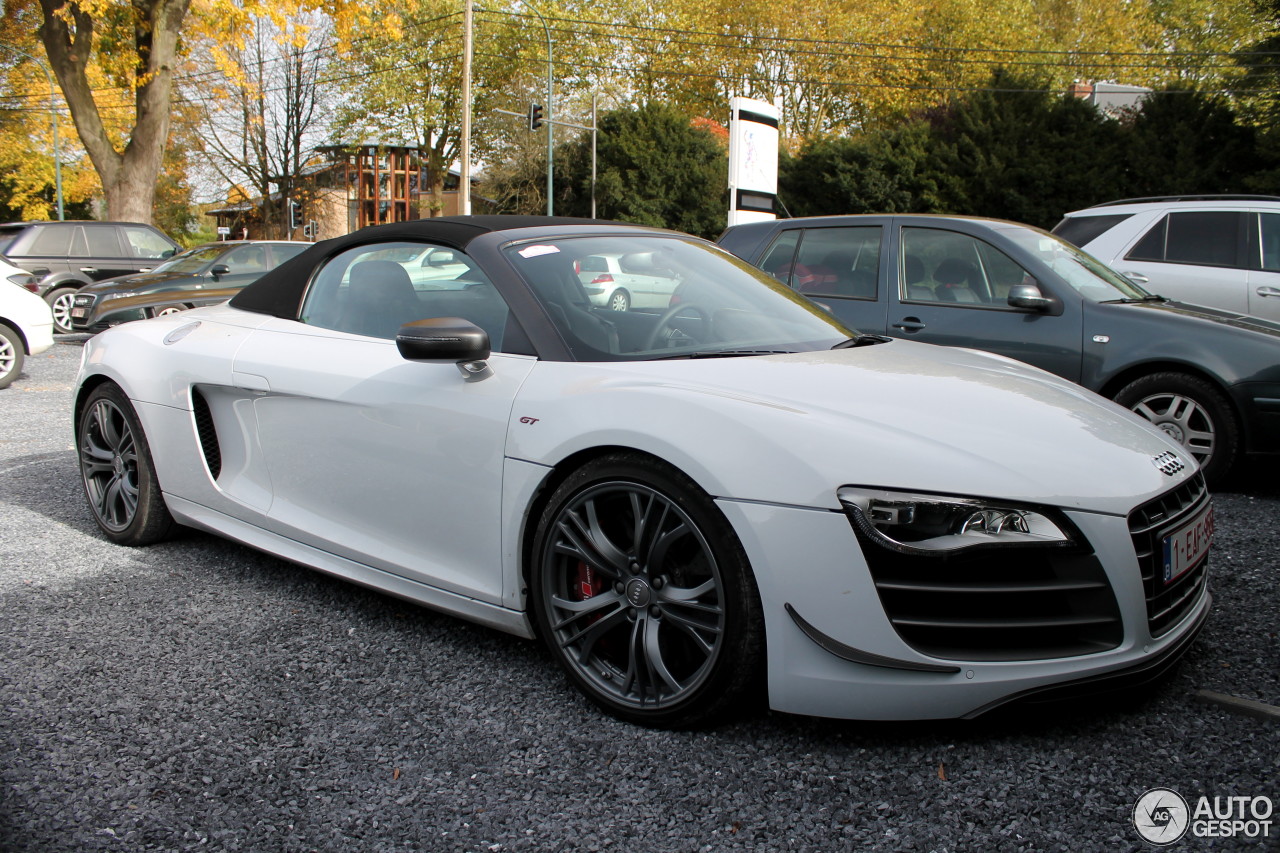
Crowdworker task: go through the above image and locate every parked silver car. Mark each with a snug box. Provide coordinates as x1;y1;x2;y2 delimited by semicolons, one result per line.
1054;196;1280;321
575;252;682;311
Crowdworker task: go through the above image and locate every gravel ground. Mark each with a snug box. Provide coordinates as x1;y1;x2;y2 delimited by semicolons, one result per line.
1;339;1277;852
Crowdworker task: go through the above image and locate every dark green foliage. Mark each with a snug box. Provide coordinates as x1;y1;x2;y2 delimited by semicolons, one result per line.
780;69;1274;230
554;103;728;239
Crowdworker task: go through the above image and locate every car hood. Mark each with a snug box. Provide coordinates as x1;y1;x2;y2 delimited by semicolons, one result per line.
517;340;1194;515
1097;297;1280;337
80;271;196;294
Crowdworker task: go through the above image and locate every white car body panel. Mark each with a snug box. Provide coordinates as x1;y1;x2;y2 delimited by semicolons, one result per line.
75;302;1209;721
0;275;55;356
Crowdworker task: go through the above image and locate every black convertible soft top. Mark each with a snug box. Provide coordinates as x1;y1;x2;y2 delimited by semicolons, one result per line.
230;215;622;320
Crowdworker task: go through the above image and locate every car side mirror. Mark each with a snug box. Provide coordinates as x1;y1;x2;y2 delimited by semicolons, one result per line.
1007;283;1053;312
396;317;491;378
210;264;230;279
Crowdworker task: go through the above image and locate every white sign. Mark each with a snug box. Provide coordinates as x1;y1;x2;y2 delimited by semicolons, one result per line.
727;97;780;227
216;226;230;235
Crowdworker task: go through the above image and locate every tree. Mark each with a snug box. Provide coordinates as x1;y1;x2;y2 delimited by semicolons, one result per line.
553;103;727;239
1122;88;1259;196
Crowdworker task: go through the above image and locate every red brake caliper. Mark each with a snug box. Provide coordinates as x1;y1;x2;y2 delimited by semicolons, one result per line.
573;561;607;624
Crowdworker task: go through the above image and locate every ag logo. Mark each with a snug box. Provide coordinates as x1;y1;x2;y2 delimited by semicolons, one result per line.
1133;788;1190;845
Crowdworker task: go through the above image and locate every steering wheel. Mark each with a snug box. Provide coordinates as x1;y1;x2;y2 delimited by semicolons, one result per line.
643;303;711;350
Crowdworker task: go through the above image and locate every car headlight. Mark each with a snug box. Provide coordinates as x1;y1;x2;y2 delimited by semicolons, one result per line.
837;487;1075;556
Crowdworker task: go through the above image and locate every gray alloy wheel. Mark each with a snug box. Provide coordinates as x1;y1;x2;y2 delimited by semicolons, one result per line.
531;454;763;727
1113;371;1238;486
154;305;189;317
608;289;630;312
0;324;23;389
77;383;176;545
47;288;78;334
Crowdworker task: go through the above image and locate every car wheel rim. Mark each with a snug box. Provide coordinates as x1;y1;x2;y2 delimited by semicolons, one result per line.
79;399;140;531
1130;392;1214;466
610;292;628;311
0;336;14;376
541;481;726;711
156;307;184;316
52;292;76;332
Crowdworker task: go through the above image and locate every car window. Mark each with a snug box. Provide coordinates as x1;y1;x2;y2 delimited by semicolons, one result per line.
577;255;610;273
758;230;801;285
791;227;880;300
269;243;309;266
503;234;853;361
221;244;270;274
1254;213;1280;272
1126;212;1243;268
999;227;1149;300
122;226;175;259
300;241;521;352
27;226;72;256
899;228;1027;307
77;225;123;257
1050;213;1133;247
157;245;225;274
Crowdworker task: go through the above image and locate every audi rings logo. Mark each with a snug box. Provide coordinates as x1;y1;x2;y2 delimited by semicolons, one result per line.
1134;788;1190;845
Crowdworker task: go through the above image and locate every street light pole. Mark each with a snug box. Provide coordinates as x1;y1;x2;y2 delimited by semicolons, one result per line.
1;45;64;220
460;0;473;215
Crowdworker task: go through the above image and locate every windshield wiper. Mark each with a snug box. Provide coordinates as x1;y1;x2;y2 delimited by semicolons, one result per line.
1101;294;1166;304
831;334;891;349
654;349;797;360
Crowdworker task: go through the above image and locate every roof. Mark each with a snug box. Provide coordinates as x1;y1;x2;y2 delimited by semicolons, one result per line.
230;215;629;319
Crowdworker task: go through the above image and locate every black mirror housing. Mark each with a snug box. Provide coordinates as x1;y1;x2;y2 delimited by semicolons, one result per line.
1007;283;1054;312
396;317;491;363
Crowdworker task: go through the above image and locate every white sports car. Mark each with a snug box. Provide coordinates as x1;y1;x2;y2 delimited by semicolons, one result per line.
73;217;1212;727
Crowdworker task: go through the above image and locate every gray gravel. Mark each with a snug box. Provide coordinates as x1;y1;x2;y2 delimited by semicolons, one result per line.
1;339;1277;852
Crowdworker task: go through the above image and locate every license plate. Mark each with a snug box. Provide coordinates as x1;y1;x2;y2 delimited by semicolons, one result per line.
1162;504;1213;585
71;307;86;318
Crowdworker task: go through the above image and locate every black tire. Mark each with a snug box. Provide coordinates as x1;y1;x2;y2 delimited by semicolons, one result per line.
1112;372;1239;486
0;324;24;390
530;452;764;728
607;289;630;312
77;383;176;545
45;287;78;334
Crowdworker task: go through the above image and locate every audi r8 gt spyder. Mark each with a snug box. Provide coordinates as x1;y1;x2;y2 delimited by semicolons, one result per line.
73;216;1212;728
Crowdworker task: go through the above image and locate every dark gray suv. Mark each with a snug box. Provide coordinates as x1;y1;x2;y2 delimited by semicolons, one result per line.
0;221;179;333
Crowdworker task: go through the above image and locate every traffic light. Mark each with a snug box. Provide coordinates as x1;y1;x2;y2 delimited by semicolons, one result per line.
528;103;544;131
288;199;302;231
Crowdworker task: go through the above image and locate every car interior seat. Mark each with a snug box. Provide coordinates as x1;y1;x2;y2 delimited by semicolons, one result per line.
904;255;933;301
931;258;980;303
341;260;423;339
521;253;618;354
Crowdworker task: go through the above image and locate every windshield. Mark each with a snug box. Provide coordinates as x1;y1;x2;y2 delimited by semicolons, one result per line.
153;244;228;274
503;235;857;361
998;227;1151;301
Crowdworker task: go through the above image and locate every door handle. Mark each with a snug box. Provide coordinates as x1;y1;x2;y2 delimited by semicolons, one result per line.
1122;271;1149;284
892;318;926;332
80;267;99;275
1257;286;1280;298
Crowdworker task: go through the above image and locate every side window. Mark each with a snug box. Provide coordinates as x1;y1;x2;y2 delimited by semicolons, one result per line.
220;245;269;274
1128;212;1243;267
1253;213;1280;272
81;225;123;257
791;227;880;299
122;226;174;259
300;241;522;352
757;230;800;285
900;228;1030;308
27;226;72;256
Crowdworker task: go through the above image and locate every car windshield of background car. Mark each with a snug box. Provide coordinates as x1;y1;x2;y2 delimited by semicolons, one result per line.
1001;228;1150;301
503;235;856;361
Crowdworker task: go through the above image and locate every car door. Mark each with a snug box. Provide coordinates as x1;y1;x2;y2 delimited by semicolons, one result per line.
1247;212;1280;321
1112;210;1252;314
230;241;537;604
888;223;1084;382
75;224;140;281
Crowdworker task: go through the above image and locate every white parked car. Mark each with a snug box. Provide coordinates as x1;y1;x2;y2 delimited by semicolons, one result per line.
72;217;1212;727
1054;195;1280;321
575;252;682;311
0;257;55;389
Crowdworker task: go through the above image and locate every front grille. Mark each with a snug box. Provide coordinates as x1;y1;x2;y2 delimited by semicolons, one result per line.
190;387;222;480
850;518;1122;662
1128;474;1210;637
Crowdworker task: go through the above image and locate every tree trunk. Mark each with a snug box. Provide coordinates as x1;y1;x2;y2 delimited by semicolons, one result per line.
38;0;192;225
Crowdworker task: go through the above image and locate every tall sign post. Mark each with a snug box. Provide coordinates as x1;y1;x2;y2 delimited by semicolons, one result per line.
727;97;780;227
